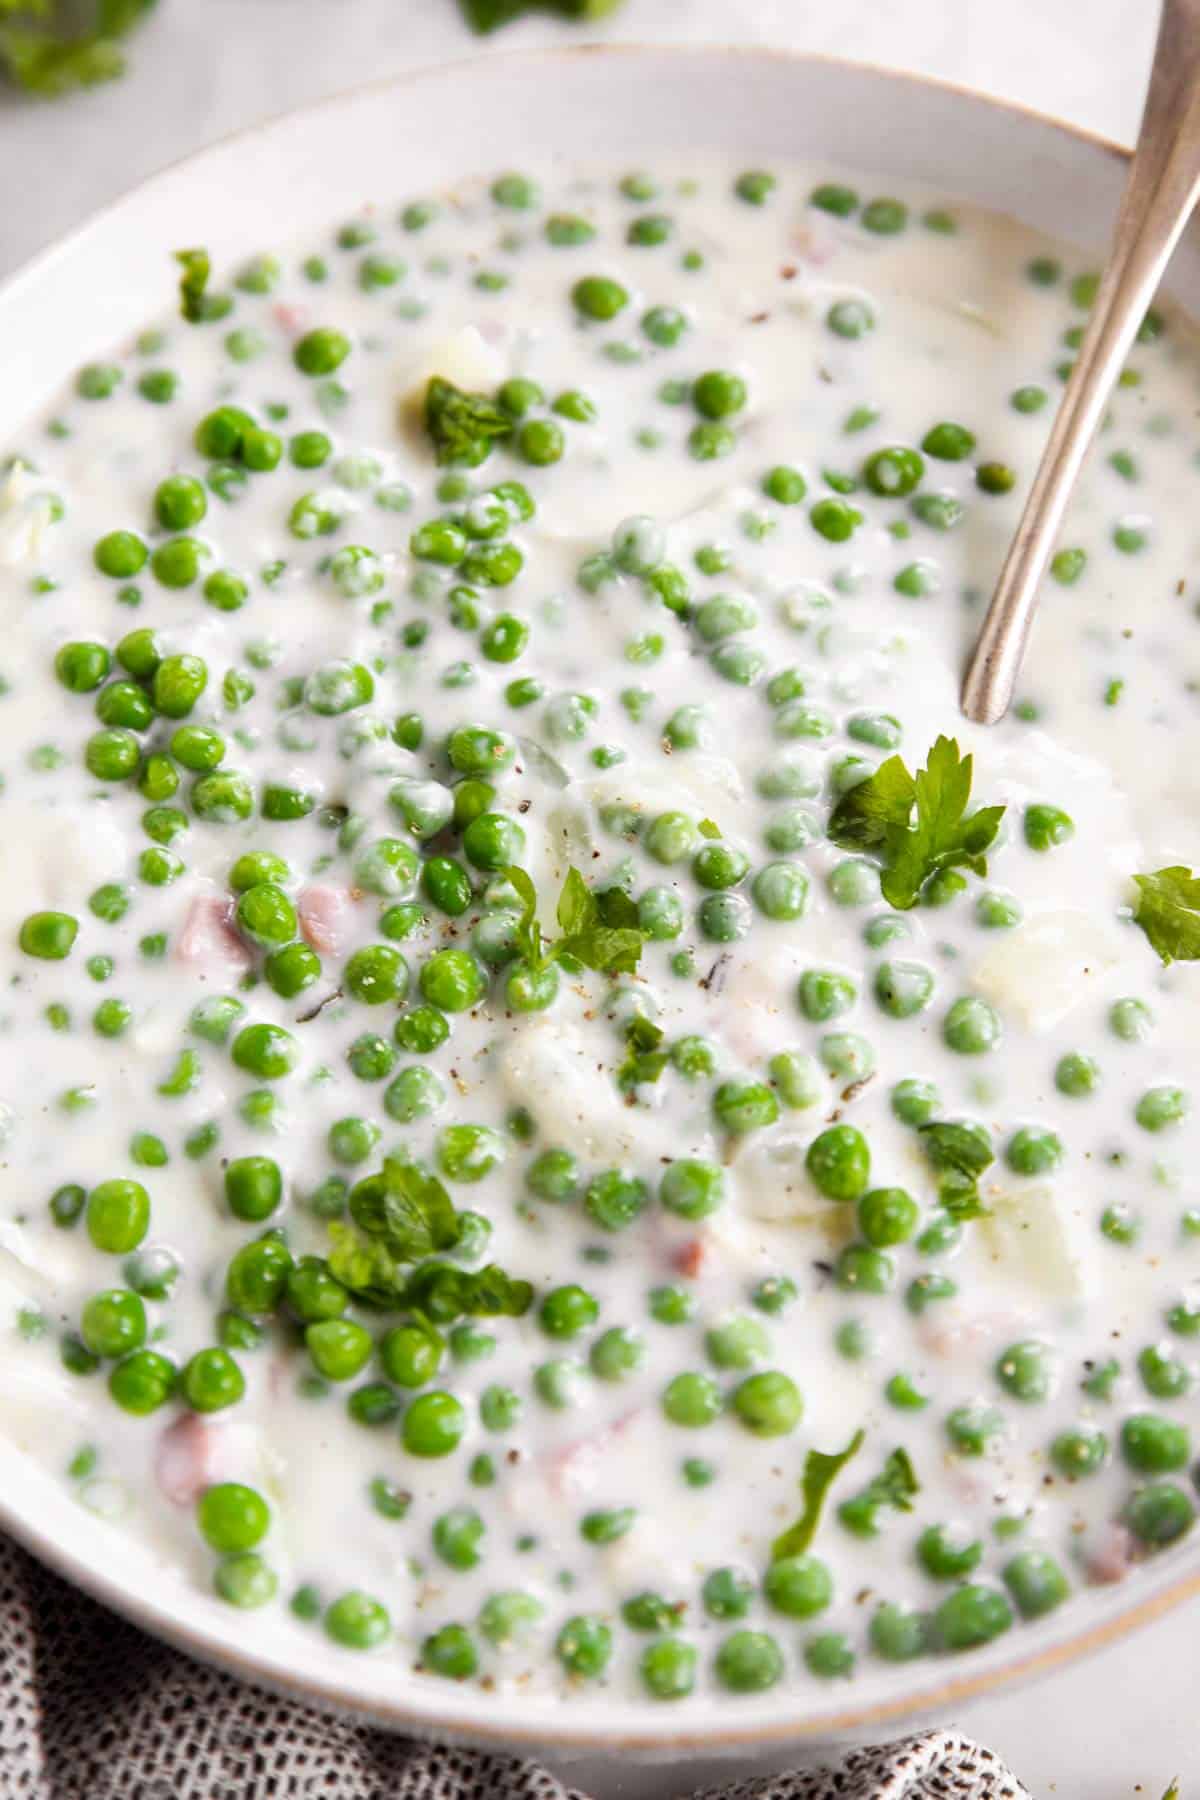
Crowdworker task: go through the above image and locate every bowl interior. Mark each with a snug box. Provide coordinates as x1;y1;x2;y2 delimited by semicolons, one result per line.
4;43;1199;1755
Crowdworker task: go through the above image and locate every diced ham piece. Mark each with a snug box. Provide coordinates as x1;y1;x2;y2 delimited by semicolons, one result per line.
298;884;353;956
671;1237;708;1280
917;1310;1024;1359
548;1409;640;1500
1086;1524;1135;1585
791;212;838;267
272;302;308;336
177;895;253;972
155;1412;216;1506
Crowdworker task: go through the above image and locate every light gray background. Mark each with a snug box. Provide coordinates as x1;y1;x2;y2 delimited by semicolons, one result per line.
2;4;1190;1796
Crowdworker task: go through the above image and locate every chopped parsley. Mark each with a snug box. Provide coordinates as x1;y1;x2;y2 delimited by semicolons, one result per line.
1131;865;1200;964
827;734;1004;909
771;1430;864;1561
424;376;512;468
506;864;646;978
0;0;155;98
836;1448;920;1537
918;1119;994;1220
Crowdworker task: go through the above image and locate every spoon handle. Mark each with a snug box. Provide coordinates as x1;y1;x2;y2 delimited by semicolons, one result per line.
960;0;1200;725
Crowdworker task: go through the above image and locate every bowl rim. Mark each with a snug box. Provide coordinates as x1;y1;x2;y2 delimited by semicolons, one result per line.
3;39;1193;1756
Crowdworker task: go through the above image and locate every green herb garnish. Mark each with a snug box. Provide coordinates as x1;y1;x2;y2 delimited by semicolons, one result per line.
836;1448;920;1537
918;1120;994;1220
827;735;1004;909
326;1155;532;1320
424;376;512;468
616;1015;668;1091
173;248;231;325
506;864;646;978
771;1430;864;1561
460;0;624;33
0;0;155;98
1132;866;1200;965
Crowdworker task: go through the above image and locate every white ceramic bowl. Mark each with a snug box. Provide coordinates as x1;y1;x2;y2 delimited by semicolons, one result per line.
4;44;1200;1759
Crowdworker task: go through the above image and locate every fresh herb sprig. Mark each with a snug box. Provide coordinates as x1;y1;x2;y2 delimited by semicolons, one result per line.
505;864;647;978
828;735;1004;910
1131;866;1200;965
771;1430;864;1561
326;1154;532;1320
460;0;624;33
0;0;155;96
424;376;513;468
836;1448;920;1537
919;1120;994;1221
174;248;233;325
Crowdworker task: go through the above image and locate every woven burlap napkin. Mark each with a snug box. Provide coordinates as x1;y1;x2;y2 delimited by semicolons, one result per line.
0;1536;1031;1799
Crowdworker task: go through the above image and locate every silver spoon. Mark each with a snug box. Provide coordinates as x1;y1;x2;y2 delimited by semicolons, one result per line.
960;0;1200;724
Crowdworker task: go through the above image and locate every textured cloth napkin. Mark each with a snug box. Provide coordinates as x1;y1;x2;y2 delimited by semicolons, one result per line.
0;1535;1032;1799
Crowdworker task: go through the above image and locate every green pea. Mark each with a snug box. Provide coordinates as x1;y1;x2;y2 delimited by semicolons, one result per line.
432;1505;485;1569
995;1339;1056;1403
294;327;351;375
661;1372;722;1428
798;968;856;1022
731;1370;802;1436
572;276;628;320
1004;1125;1065;1176
945;1402;1005;1457
858;1187;918;1247
109;1349;176;1414
1121;1412;1191;1473
806;1125;870;1201
197;1482;270;1552
933;1584;1012;1650
874;960;935;1019
325;1590;392;1650
402;1390;467;1457
712;1079;778;1135
539;1284;599;1339
232;1023;298;1080
79;1288;146;1359
1002;1550;1070;1619
1056;1052;1100;1097
589;1326;645;1382
1135;1086;1189;1132
555;1614;612;1678
18;911;78;960
1049;1426;1109;1480
1123;1481;1195;1546
713;1629;783;1693
943;995;1001;1054
181;1346;245;1412
224;1156;282;1223
524;1149;579;1205
1024;803;1075;850
584;1169;647;1233
86;1179;150;1254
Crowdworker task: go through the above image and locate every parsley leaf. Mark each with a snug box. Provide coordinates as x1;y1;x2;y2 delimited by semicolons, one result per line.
405;1260;534;1320
771;1430;864;1561
0;0;153;98
1132;866;1200;965
836;1448;920;1537
919;1119;994;1221
328;1156;533;1319
503;864;647;978
616;1015;668;1091
828;735;1004;909
424;376;512;468
460;0;624;32
348;1155;463;1264
174;248;231;324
